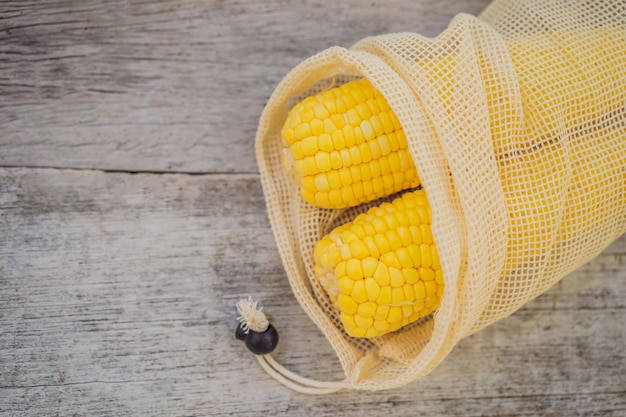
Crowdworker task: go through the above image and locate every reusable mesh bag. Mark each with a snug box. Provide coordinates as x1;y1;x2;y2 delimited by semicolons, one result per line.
254;0;626;391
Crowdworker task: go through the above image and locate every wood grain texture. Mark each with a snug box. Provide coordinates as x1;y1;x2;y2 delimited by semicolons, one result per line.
1;168;625;416
0;0;490;173
1;0;625;416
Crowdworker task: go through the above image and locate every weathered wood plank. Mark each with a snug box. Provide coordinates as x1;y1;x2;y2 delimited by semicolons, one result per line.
1;168;624;416
0;0;491;173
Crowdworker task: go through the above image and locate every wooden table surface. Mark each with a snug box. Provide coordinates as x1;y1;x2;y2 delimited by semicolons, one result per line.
1;1;625;416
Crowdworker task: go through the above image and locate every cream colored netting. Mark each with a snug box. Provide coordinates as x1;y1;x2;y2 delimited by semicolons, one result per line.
255;0;626;391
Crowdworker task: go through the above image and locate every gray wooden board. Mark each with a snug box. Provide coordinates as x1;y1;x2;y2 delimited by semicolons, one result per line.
0;168;625;415
1;0;625;416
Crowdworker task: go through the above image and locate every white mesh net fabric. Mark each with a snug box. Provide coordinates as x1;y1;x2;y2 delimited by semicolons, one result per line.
255;0;626;390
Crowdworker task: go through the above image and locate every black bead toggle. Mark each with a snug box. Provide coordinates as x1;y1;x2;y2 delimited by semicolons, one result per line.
236;322;279;355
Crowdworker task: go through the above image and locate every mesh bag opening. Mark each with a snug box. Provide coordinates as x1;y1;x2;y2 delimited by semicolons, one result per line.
255;0;626;390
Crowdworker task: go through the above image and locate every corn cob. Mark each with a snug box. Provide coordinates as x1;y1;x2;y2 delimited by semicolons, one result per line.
281;78;420;209
314;189;443;338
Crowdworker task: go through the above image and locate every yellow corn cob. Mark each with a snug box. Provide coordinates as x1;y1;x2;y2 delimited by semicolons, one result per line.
314;189;443;338
281;78;420;209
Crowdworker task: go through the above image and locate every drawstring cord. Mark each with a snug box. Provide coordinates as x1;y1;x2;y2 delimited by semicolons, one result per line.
236;297;351;394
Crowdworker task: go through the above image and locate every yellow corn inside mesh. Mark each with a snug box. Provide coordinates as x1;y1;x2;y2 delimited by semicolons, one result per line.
314;189;443;338
281;78;420;209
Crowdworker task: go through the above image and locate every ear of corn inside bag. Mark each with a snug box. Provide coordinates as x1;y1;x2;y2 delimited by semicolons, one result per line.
281;78;420;209
255;0;626;389
314;189;443;338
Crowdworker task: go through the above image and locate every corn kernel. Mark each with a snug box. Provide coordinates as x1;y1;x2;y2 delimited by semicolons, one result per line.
313;103;330;119
359;142;373;163
331;130;346;150
359;236;378;260
309;118;324;136
323;118;337;134
327;171;341;190
397;226;413;247
301;175;316;192
385;229;403;251
396;247;413;268
373;319;390;332
387;307;403;323
349;86;366;103
349;240;369;260
339;168;352;186
379;111;394;134
301;108;315;122
351;280;367;303
382;174;395;191
379;135;391;156
389;267;404;288
414;281;426;301
330;113;345;130
349;165;361;183
381;251;402;270
337;277;354;294
398;150;412;171
294;123;312;140
410;225;423;244
362;257;378;277
338;294;358;314
403;268;420;284
388;132;400;152
322;97;336;114
314;192;329;207
349;146;362;165
334;261;346;279
340;92;356;110
435;269;444;285
301;156;317;175
403;284;415;302
340;313;357;333
301;136;319;156
365;277;380;301
390;111;402;130
316;133;332;152
420;224;434;244
419;267;435;281
356;102;372;120
420;244;433;268
369;159;381;178
425;280;437;298
315;152;332;172
353;127;365;144
353;182;365;200
360;120;375;141
374;304;390;320
354;314;373;329
330;151;343;170
360;163;372;182
340;187;354;204
342;125;356;147
379;156;391;175
346;108;361;126
388;152;400;171
369;140;382;159
358;301;377;317
314;173;330;192
373;262;390;287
